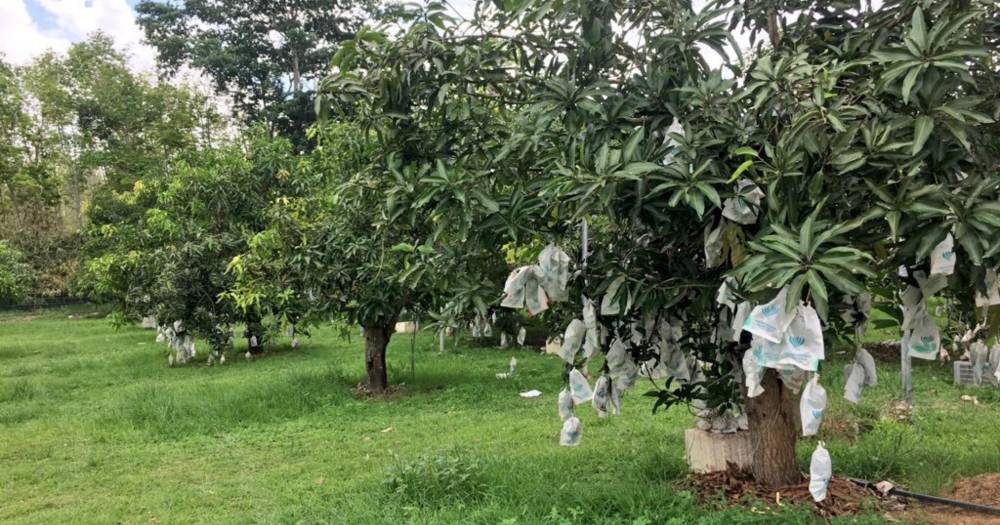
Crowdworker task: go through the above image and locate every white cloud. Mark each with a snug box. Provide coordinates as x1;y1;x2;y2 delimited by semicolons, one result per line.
0;0;70;64
0;0;155;72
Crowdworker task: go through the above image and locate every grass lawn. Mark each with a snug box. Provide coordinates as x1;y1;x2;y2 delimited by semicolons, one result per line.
1;306;998;524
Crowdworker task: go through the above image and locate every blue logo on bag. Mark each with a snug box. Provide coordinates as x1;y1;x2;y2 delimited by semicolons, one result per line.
789;336;806;348
942;251;953;260
762;305;779;317
812;409;824;419
921;336;934;344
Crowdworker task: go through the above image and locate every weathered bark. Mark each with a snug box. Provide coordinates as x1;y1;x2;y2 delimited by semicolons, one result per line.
363;322;393;393
746;368;801;488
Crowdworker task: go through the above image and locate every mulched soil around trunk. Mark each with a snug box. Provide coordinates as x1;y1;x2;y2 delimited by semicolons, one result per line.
683;462;905;519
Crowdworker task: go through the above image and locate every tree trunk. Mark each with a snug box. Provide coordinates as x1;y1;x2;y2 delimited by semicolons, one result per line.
767;9;780;48
746;368;801;488
363;322;393;393
291;51;301;94
246;314;264;355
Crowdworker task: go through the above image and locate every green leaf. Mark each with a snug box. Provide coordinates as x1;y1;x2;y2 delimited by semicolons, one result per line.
618;162;664;177
813;264;863;295
901;65;921;104
872;49;917;62
957;231;983;265
786;273;806;313
912;115;935;155
728;159;754;183
470;189;499;213
909;7;927;52
623;128;643;160
805;269;828;304
696;182;721;209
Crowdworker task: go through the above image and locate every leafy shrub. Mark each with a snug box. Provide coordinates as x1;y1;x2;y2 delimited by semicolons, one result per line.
383;450;488;507
0;240;35;304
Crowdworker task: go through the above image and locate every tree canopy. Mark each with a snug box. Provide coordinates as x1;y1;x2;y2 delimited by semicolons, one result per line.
136;0;369;148
313;0;1000;486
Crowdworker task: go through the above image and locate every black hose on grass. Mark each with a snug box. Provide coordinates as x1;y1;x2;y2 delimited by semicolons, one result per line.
848;478;1000;515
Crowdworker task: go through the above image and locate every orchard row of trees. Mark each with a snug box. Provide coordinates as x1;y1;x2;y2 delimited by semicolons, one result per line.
0;35;224;303
15;0;999;488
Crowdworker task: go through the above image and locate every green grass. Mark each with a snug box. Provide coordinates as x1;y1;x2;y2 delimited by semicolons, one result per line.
1;306;997;524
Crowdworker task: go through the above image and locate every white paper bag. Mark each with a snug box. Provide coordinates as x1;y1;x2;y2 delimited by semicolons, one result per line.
501;266;532;309
558;388;574;421
592;375;610;418
749;304;824;372
779;367;808;394
905;311;939;361
559;319;586;364
731;302;751;342
809;442;832;502
800;375;827;437
717;278;738;310
975;269;1000;307
582;297;600;359
609;383;621;416
743;350;765;398
970;341;989;385
538;245;570;302
843;363;865;404
559;417;582;446
606;337;638;389
524;270;549;315
704;221;724;268
601;276;627;316
930;233;956;276
743;287;794;344
568;368;594;405
990;343;1000;385
856;347;877;386
721;179;765;225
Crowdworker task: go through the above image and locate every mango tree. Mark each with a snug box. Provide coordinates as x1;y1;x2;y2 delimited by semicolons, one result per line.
392;0;1000;488
81;131;302;360
278;4;528;391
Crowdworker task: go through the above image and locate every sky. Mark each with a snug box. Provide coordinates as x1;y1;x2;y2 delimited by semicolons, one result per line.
0;0;741;75
0;0;889;74
0;0;156;71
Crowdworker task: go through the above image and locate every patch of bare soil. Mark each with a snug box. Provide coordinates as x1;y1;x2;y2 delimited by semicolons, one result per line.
684;463;902;519
863;341;902;363
353;383;407;400
917;473;1000;525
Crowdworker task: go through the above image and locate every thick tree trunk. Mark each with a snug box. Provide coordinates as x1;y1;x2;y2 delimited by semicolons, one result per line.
746;369;801;488
363;322;393;393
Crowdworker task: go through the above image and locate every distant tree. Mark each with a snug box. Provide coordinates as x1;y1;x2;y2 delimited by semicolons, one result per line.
81;130;301;360
228;121;445;392
3;35;222;300
136;0;369;148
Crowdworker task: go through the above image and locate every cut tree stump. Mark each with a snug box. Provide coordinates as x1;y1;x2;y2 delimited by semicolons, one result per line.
685;428;754;473
394;321;418;334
